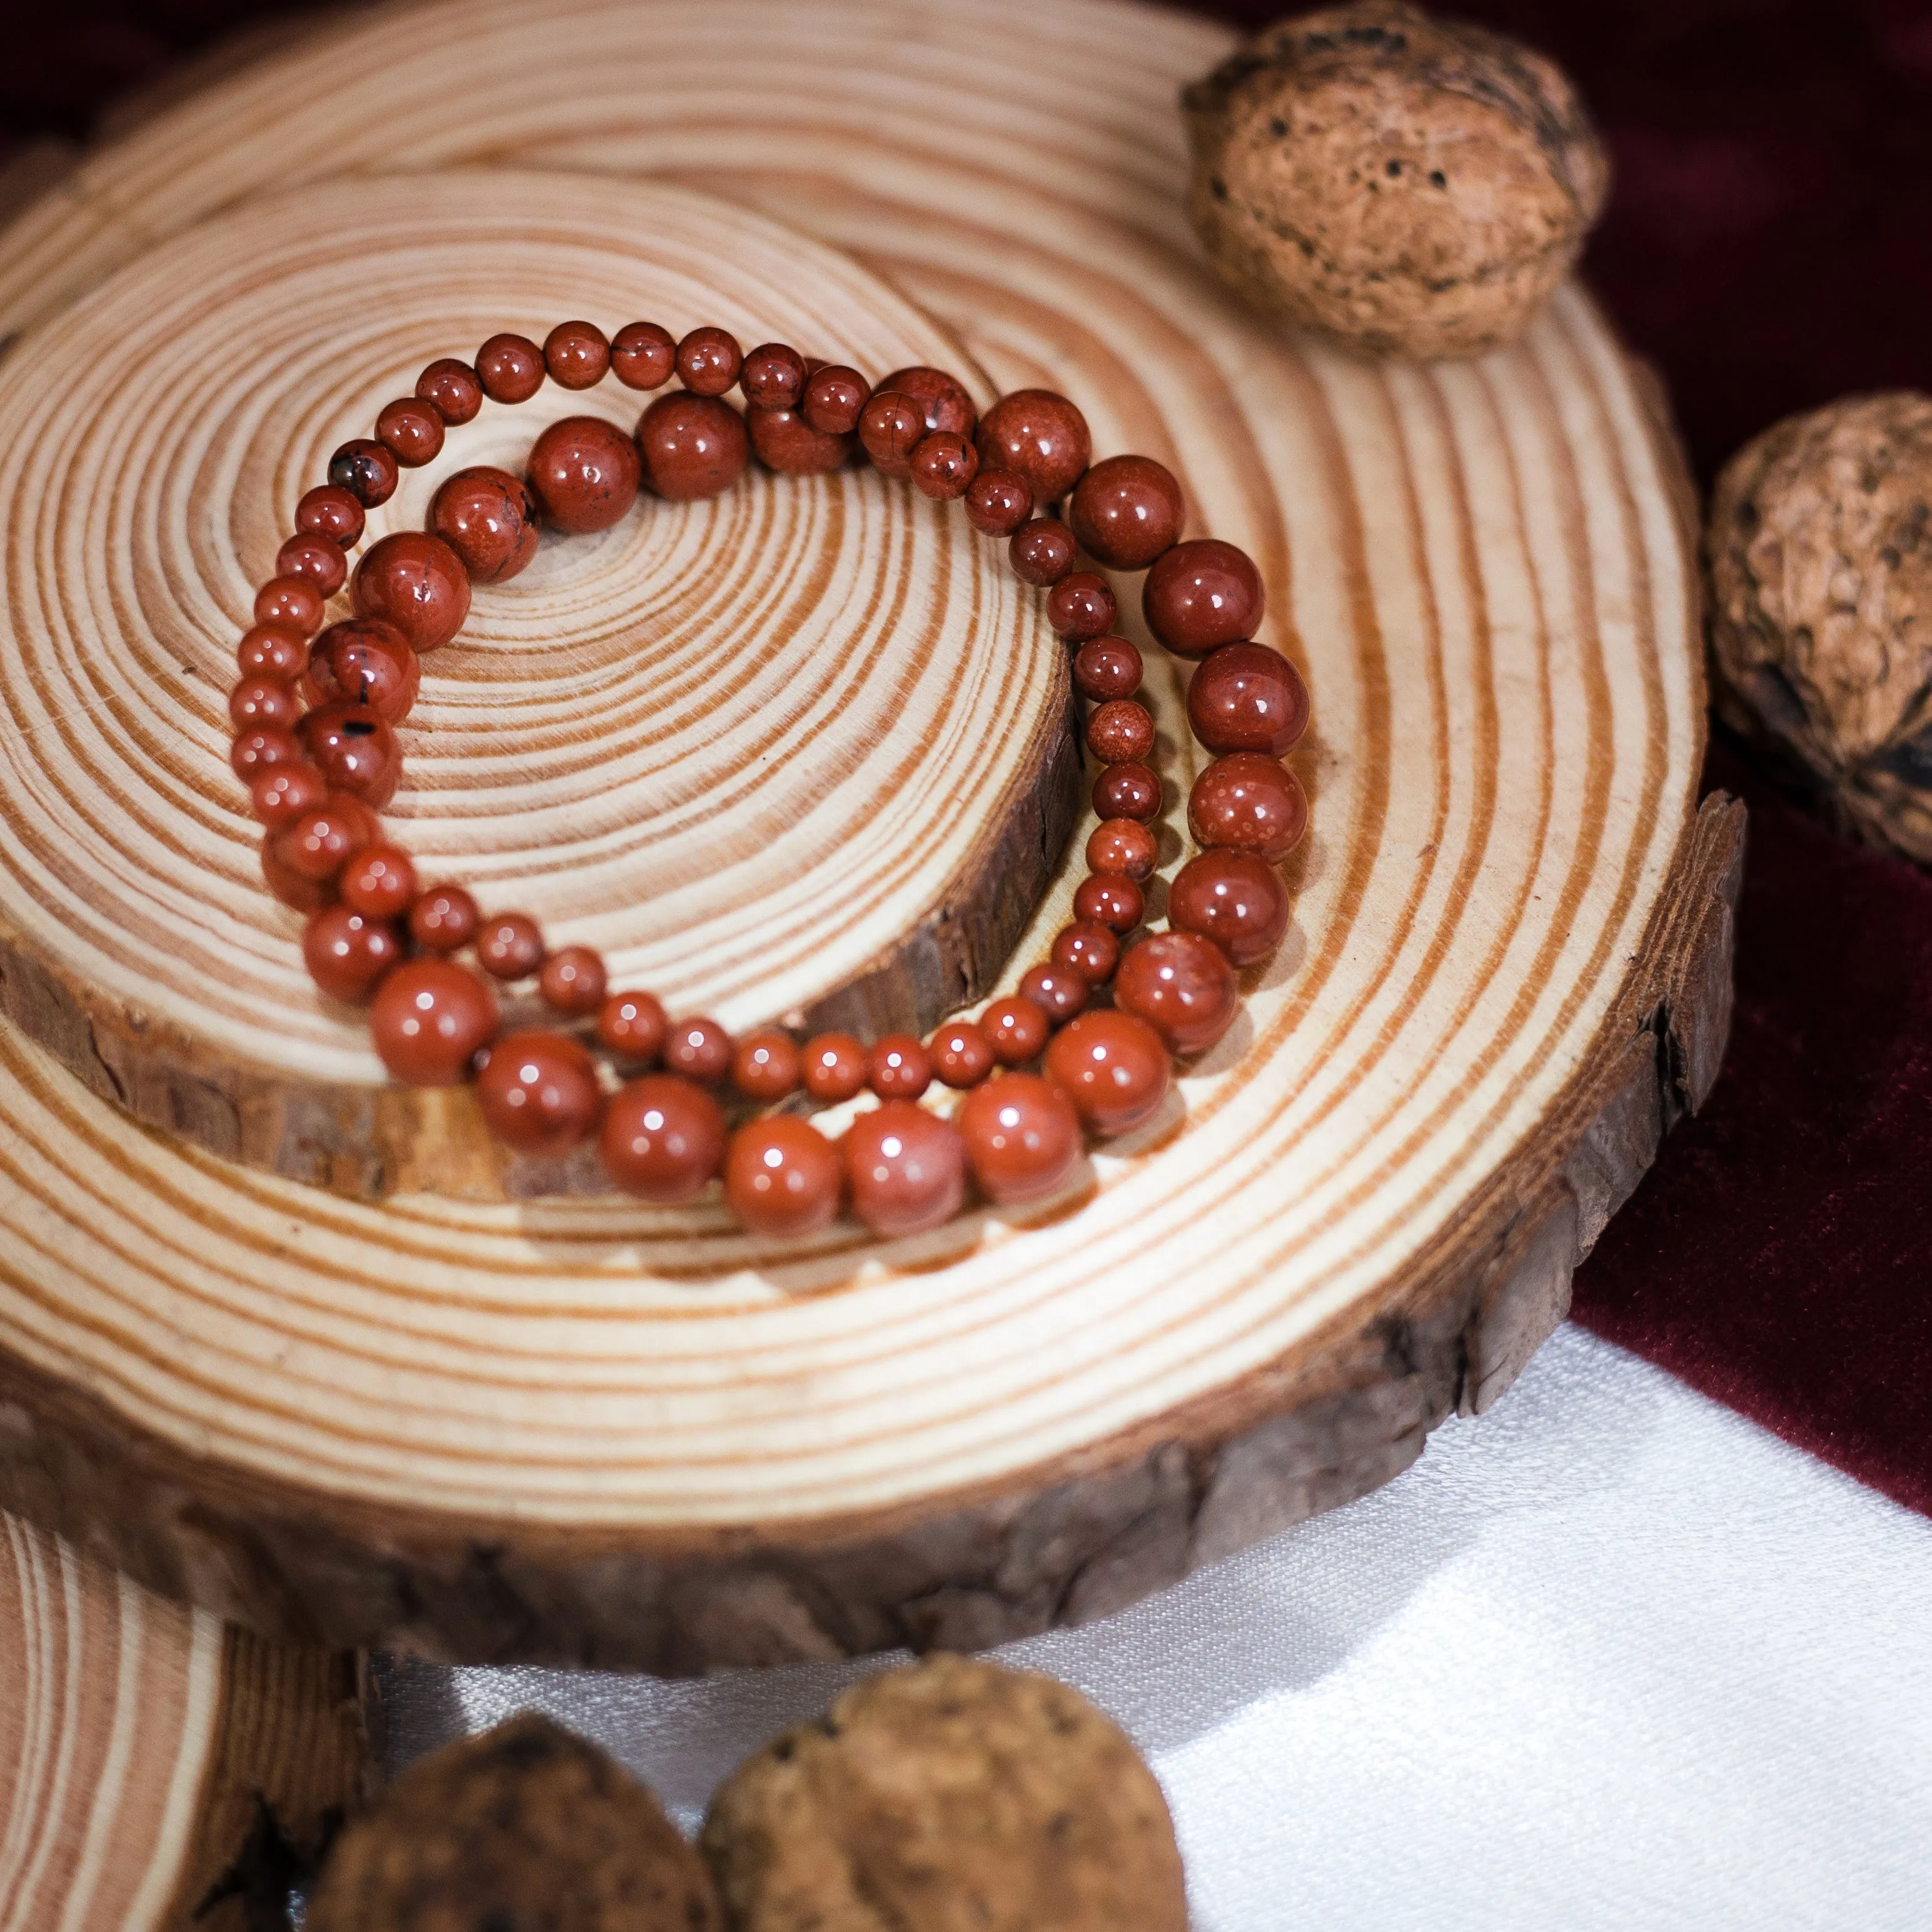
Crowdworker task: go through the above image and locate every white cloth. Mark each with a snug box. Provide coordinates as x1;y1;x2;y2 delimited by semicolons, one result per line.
375;1326;1932;1929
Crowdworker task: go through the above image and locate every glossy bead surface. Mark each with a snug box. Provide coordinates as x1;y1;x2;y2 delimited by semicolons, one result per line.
1086;817;1157;880
1187;754;1309;863
238;623;308;684
328;439;398;509
1069;455;1185;570
1019;962;1088;1024
611;321;676;391
797;1034;863;1102
597;990;668;1063
1074;873;1144;933
249;763;327;831
747;405;852;476
733;1029;802;1101
1072;636;1143;702
302;905;401;1002
875;366;976;438
351;531;471;652
339;844;418;921
802;365;869;435
664;1016;733;1084
910;431;979;500
868;1034;933;1102
1186;643;1311;757
476;1030;602;1155
475;333;545;403
229;726;301;783
1044;1010;1171;1135
254;576;324;635
407;883;480;953
527;415;641;534
982;996;1050;1065
544;319;610;390
261;835;333;911
276;532;348;595
957;1073;1082;1205
1143;538;1265;658
295;483;364;550
229;677;296;735
739;342;807;410
636;393;748;500
428;466;542;583
857;392;924;478
306;618;418;724
370;958;498;1084
1008;518;1077;586
601;1075;725;1202
1169;849;1291;966
1052;920;1121;984
1088;698;1155;765
929;1019;995;1090
1114;929;1238;1054
675;327;742;396
844;1102;965;1238
725;1115;842;1237
476;911;545;980
1093;762;1160;822
416;357;483;425
298;702;398;807
538;943;608;1016
1046;571;1115;641
375;396;445;468
975;389;1090;503
963;469;1032;536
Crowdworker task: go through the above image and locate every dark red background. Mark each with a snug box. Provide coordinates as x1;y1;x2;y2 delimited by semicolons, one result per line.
3;0;1929;1509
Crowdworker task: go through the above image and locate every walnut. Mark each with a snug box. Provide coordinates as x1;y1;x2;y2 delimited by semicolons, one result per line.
1182;2;1608;359
700;1654;1187;1932
1708;393;1932;863
307;1713;723;1932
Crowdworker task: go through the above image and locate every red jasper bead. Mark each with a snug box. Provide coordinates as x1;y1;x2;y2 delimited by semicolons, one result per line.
1144;538;1265;658
261;835;333;912
275;532;348;596
273;795;375;888
637;393;749;500
544;319;610;390
845;1102;966;1238
254;576;325;635
1094;762;1161;822
416;357;483;425
1186;643;1310;757
476;1029;603;1155
1114;929;1238;1055
803;1033;867;1102
1019;962;1088;1025
1046;571;1116;641
958;1072;1083;1205
601;1075;725;1201
1187;754;1309;863
963;469;1033;536
1169;849;1291;966
328;439;399;508
1074;872;1144;933
665;1017;733;1084
527;416;641;534
1072;636;1143;702
295;483;364;550
725;1115;842;1237
408;883;480;953
477;911;545;980
371;957;498;1087
868;1034;933;1102
875;366;976;438
802;365;870;435
538;944;607;1016
428;466;543;583
910;431;979;500
1009;518;1077;586
747;405;852;476
339;845;418;921
739;342;808;410
229;726;303;784
928;1019;996;1089
229;677;298;735
975;390;1090;504
238;623;309;684
676;327;742;396
982;995;1050;1065
376;396;445;468
611;321;676;391
249;763;328;831
306;618;420;724
1086;817;1158;880
303;905;403;1003
1052;920;1122;984
857;391;925;478
1044;1010;1172;1135
298;702;399;808
733;1029;803;1101
1069;454;1185;571
597;990;668;1063
351;531;471;652
1087;699;1155;765
475;333;545;404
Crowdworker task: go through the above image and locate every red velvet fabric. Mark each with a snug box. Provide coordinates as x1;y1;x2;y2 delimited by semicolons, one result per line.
3;0;1929;1508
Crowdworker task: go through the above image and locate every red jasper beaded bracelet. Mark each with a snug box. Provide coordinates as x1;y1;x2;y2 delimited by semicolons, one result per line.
229;318;1309;1237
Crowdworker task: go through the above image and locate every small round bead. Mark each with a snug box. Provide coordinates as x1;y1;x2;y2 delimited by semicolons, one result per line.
1187;754;1309;863
1069;455;1185;571
725;1115;842;1238
415;357;483;426
274;795;373;884
868;1034;933;1102
476;911;545;981
1071;636;1144;702
229;676;298;735
351;531;472;652
676;328;742;396
601;1075;725;1201
339;845;418;921
636;393;749;500
1074;872;1145;933
1087;699;1155;765
963;469;1033;536
1086;817;1158;880
408;883;480;953
733;1029;803;1102
229;726;302;784
1044;1010;1172;1135
1115;929;1239;1055
1143;538;1266;658
295;483;364;550
1046;571;1117;641
803;1032;867;1102
844;1102;966;1238
261;835;333;912
1093;762;1161;822
428;466;543;584
306;618;420;724
957;1072;1082;1205
249;762;328;831
538;943;607;1016
298;702;400;808
1169;849;1291;966
1018;962;1088;1025
975;390;1091;503
254;576;324;635
876;366;977;438
610;321;676;391
475;333;545;404
302;905;403;1004
910;431;979;501
928;1019;996;1090
982;996;1050;1065
477;1029;603;1155
1008;518;1077;587
526;415;641;534
275;532;348;596
802;365;870;435
1186;643;1311;758
238;623;309;684
597;990;668;1063
375;396;445;468
739;342;807;410
1051;920;1122;985
543;319;610;390
857;392;925;478
664;1017;733;1084
327;439;399;508
747;406;852;476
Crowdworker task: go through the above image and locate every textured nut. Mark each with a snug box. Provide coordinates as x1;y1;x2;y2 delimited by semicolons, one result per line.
1182;1;1608;359
1708;391;1932;863
701;1654;1187;1932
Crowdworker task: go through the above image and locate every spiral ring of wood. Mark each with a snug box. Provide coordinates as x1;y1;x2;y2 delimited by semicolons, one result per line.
0;1507;363;1930
0;0;1720;1666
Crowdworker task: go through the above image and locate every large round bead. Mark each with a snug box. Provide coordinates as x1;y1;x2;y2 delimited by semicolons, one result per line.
370;959;498;1085
1185;643;1310;757
724;1115;842;1237
1169;850;1290;966
600;1075;725;1201
1069;455;1184;570
1113;930;1239;1055
844;1102;966;1237
957;1072;1082;1205
636;393;748;500
874;365;976;438
1187;754;1309;863
428;466;543;582
1044;1010;1172;1135
747;405;853;475
306;618;420;724
298;702;400;808
351;531;471;652
975;388;1090;503
526;415;641;534
1143;538;1265;658
476;1030;602;1156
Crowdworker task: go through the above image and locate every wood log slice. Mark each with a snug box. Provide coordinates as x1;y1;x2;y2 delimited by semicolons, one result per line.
0;0;1734;1668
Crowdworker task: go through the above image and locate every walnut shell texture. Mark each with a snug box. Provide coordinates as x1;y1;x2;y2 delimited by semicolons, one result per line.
1184;0;1609;358
1708;391;1932;864
700;1656;1187;1932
